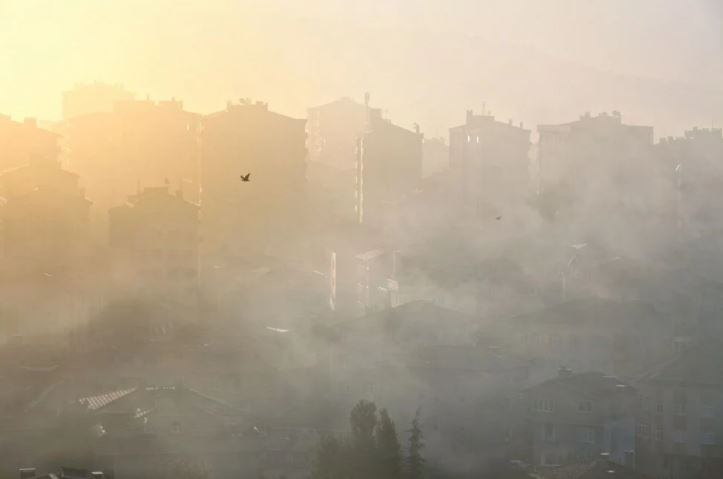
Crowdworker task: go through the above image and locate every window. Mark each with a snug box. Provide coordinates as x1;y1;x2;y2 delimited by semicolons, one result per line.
674;414;687;431
577;426;596;444
535;399;554;413
578;400;593;413
672;430;687;444
701;391;718;417
543;423;556;442
655;424;664;442
700;417;715;433
701;431;719;446
674;390;687;415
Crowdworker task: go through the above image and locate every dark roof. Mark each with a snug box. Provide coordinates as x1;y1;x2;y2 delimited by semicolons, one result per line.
309;96;365;111
78;387;137;411
335;300;477;339
511;298;664;330
539;458;652;479
405;344;529;373
204;102;304;124
77;384;241;416
640;340;723;386
527;371;634;398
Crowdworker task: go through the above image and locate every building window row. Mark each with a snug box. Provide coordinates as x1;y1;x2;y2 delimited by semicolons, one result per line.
535;399;554;413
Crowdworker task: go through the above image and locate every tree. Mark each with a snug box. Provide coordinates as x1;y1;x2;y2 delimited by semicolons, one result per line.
349;400;379;479
311;401;417;479
406;409;425;479
349;399;378;449
312;435;346;479
376;408;402;479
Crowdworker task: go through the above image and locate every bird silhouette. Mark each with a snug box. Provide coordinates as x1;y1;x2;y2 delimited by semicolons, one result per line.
496;216;502;221
240;173;251;182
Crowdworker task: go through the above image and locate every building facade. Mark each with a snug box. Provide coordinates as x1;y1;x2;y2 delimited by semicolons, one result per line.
108;186;199;303
636;341;723;479
0;116;59;172
449;110;531;216
62;82;135;120
64;99;201;220
523;370;637;468
356;108;422;226
200;100;307;262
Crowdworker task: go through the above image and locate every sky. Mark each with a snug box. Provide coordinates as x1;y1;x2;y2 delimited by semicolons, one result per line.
1;0;722;137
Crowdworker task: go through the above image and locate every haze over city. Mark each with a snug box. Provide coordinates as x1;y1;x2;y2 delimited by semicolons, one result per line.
3;0;723;136
2;2;723;479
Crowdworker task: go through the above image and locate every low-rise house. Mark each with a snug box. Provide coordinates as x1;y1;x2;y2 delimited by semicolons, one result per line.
636;340;723;479
523;370;636;467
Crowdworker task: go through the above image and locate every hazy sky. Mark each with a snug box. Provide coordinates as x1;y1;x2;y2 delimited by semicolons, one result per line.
1;0;722;136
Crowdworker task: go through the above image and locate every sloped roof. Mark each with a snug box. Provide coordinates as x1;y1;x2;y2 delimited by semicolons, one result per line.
77;385;241;416
78;387;137;411
527;371;633;398
339;300;475;333
511;298;664;330
640;340;723;386
405;344;529;373
539;458;652;479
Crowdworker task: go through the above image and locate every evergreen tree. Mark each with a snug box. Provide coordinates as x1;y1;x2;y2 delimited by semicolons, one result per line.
312;434;345;479
376;408;403;479
349;400;379;479
349;399;378;448
311;401;414;479
406;410;425;479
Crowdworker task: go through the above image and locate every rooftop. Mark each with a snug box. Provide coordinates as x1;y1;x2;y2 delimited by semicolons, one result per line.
527;371;634;398
640;339;723;387
538;457;652;479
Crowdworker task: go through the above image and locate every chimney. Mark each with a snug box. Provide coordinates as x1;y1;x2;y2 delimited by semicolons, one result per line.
364;92;370;108
19;469;36;479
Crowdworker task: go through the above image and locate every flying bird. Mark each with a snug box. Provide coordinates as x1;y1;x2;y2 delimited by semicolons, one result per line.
240;173;251;182
495;216;502;221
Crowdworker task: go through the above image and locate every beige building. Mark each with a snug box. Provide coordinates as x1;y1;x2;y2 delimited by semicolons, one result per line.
0;155;91;276
0;116;59;172
200;100;306;262
356;108;423;227
64;98;201;222
449;110;531;216
108;186;199;303
62;82;135;120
